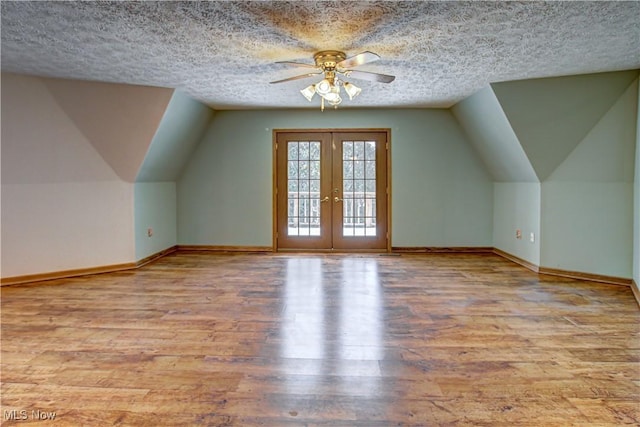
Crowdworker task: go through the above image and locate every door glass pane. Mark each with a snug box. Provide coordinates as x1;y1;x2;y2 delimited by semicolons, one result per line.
354;161;365;179
287;141;321;236
310;141;321;160
299;142;310;160
354;141;365;160
343;141;353;160
365;141;376;160
342;140;376;236
310;160;320;179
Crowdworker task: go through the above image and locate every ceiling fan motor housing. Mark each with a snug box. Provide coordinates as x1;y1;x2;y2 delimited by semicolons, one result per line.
314;50;347;71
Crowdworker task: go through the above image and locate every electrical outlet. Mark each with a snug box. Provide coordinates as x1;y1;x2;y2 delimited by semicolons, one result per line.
516;229;522;239
530;232;535;243
147;227;153;237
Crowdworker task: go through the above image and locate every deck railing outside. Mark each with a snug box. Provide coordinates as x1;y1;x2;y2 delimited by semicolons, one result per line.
288;191;376;236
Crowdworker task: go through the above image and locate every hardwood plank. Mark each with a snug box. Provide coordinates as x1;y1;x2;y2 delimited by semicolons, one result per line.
2;252;638;425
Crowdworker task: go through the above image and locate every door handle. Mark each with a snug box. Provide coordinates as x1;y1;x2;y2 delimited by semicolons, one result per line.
320;196;330;203
334;196;343;202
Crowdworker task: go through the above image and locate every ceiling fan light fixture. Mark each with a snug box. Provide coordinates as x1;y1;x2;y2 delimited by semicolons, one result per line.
328;96;342;107
300;84;316;101
322;92;341;104
315;79;332;95
272;50;394;111
343;82;361;100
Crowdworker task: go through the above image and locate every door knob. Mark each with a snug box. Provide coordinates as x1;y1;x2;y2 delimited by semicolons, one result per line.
334;196;343;202
320;196;330;203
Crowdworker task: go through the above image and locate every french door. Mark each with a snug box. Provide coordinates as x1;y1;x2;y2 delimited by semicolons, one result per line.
275;130;389;251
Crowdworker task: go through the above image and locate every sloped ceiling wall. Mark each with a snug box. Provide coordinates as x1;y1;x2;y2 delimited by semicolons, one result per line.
136;91;215;182
43;77;174;182
548;79;637;183
37;70;639;188
491;70;639;181
1;74;121;185
453;69;639;183
451;86;538;182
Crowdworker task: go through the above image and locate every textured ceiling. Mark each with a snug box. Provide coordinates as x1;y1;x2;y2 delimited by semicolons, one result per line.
2;1;639;109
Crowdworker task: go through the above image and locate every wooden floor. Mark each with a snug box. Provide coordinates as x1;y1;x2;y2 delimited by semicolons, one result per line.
1;252;639;426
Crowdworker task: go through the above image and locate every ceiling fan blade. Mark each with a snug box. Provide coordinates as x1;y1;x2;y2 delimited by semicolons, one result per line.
269;72;322;84
337;51;380;69
343;69;395;84
275;61;318;69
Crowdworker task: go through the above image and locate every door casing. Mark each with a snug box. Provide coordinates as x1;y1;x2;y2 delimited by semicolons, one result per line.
273;128;392;252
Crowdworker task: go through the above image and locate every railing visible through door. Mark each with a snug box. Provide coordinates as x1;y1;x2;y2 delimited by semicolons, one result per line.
287;192;376;236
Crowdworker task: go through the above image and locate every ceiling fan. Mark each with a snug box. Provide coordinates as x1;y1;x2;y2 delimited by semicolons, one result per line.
270;50;395;110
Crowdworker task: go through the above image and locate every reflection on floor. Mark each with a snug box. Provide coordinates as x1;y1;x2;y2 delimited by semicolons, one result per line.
1;252;639;425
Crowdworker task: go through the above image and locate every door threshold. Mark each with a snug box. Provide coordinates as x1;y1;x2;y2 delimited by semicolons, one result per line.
276;248;388;253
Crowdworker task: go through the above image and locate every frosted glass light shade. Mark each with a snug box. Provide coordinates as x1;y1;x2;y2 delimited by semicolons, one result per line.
344;82;361;100
315;79;332;95
322;85;341;104
300;84;316;101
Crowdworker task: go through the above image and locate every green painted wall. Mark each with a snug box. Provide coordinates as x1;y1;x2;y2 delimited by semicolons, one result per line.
452;86;541;266
493;183;541;265
541;79;637;278
452;71;639;279
134;91;215;260
177;109;494;247
134;182;177;261
4;69;637;282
